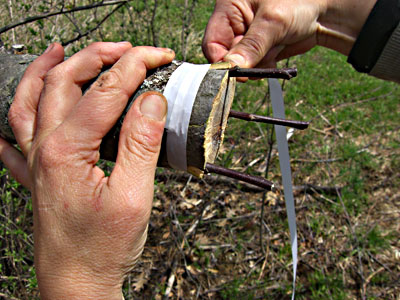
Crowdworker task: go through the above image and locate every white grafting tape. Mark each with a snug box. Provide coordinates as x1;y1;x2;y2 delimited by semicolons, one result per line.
163;63;211;171
268;78;298;300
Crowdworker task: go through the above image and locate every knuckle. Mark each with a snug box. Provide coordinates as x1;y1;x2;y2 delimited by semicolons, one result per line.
243;33;267;57
261;4;288;25
8;102;31;133
8;104;21;130
92;68;124;92
123;200;149;224
87;42;105;51
44;65;68;86
126;47;151;72
35;136;62;170
124;127;161;161
261;5;291;33
89;42;113;57
128;46;147;56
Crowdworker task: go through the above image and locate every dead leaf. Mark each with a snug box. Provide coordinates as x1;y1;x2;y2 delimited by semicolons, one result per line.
187;265;200;276
216;219;227;227
207;268;219;274
196;234;210;245
226;208;236;218
133;272;147;292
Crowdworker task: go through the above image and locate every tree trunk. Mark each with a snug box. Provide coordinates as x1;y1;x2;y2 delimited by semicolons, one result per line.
0;53;236;177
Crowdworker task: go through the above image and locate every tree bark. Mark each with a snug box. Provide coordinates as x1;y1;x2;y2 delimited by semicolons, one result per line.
0;53;236;177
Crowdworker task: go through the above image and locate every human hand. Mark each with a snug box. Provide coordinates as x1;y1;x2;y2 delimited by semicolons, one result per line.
202;0;377;68
0;42;174;299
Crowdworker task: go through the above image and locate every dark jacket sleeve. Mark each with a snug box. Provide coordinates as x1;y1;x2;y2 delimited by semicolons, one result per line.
347;0;400;83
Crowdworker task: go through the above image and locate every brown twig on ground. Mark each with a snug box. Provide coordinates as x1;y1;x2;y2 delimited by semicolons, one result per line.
292;184;343;196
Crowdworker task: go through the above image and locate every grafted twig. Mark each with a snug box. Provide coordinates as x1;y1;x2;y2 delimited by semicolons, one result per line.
229;110;309;130
229;66;297;80
205;163;275;191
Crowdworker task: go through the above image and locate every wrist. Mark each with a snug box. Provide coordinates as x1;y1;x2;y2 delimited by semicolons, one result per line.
317;0;377;55
37;262;124;300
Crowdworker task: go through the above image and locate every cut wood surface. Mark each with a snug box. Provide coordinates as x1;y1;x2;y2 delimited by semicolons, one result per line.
0;54;236;177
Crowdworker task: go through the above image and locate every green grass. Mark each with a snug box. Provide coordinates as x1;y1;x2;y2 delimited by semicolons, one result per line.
306;270;347;300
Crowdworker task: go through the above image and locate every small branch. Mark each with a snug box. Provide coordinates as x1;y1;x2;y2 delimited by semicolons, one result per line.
150;0;159;47
64;13;83;37
293;184;343;196
181;0;189;60
7;0;16;44
0;0;131;35
229;67;297;80
260;111;275;254
205;163;275;191
180;0;199;60
229;110;309;130
62;3;125;47
163;260;177;300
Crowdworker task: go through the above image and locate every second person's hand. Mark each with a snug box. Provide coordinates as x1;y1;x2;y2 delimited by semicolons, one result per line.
202;0;377;68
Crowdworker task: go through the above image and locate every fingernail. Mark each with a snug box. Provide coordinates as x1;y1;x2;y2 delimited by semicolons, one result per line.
43;43;54;54
140;94;167;121
224;53;246;67
118;41;131;45
159;47;173;52
158;47;175;55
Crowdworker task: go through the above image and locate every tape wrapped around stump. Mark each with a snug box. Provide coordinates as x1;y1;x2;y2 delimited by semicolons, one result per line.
0;53;236;177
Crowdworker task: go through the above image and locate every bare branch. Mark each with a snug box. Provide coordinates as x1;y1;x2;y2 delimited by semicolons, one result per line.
6;0;16;44
150;0;159;47
62;3;125;47
0;0;131;35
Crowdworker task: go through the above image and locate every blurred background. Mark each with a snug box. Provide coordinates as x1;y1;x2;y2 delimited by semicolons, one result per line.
0;1;399;299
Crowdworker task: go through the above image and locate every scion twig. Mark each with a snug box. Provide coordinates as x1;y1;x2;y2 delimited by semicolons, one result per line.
229;110;309;130
229;66;297;80
205;163;275;191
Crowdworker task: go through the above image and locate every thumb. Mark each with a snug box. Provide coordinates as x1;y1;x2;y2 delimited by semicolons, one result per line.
224;15;278;68
109;91;167;202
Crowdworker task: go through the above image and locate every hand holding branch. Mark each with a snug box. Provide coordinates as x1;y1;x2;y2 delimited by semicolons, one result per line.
0;42;175;299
